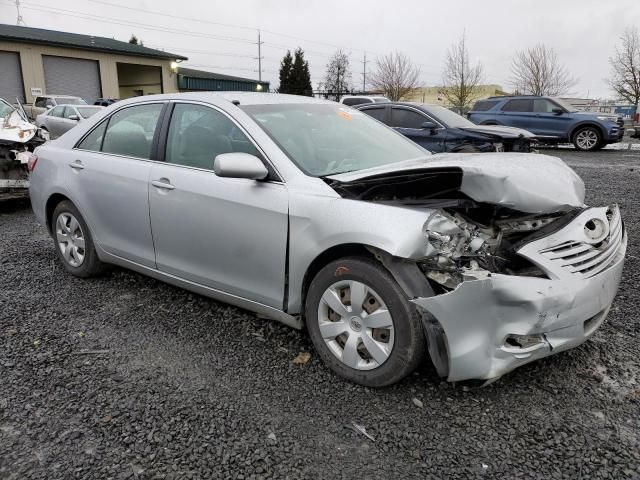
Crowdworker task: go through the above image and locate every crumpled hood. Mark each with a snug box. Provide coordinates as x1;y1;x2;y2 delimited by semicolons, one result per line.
459;124;536;139
327;153;585;214
0;110;37;144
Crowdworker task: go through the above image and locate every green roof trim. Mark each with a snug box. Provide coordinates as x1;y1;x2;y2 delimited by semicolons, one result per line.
0;24;187;61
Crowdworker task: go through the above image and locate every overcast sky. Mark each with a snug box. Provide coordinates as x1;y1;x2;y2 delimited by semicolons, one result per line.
2;0;640;98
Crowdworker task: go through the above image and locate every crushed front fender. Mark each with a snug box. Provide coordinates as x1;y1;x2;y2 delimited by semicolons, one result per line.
412;233;626;383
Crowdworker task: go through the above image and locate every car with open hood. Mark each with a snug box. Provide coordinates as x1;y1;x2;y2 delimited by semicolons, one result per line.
29;93;626;387
0;98;45;199
356;101;537;153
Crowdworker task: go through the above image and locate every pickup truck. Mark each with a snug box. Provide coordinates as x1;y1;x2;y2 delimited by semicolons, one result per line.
23;95;87;121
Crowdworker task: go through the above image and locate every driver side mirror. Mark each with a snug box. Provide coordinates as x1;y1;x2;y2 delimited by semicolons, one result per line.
213;153;268;180
421;121;437;130
552;108;564;115
68;114;80;121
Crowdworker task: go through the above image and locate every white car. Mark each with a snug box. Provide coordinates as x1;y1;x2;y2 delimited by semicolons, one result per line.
340;95;390;107
36;105;104;139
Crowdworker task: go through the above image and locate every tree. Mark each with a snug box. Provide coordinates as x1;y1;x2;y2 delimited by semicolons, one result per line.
290;48;313;96
128;34;143;46
607;27;640;105
441;33;483;111
323;49;352;101
278;50;294;94
278;48;312;96
369;52;421;101
510;44;576;96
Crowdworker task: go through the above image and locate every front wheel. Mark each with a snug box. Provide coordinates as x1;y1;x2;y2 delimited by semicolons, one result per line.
573;126;602;151
305;257;426;387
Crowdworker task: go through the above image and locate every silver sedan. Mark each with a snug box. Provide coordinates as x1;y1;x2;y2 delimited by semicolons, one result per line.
28;93;626;387
35;104;104;139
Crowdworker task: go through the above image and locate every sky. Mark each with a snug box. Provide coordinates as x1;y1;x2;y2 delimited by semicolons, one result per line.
2;0;639;98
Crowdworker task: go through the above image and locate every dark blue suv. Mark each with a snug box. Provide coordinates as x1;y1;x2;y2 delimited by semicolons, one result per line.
468;96;624;151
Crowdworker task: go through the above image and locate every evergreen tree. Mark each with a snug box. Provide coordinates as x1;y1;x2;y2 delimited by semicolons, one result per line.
290;48;313;96
278;50;293;93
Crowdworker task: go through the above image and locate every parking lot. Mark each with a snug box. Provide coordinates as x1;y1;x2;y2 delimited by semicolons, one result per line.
1;148;639;479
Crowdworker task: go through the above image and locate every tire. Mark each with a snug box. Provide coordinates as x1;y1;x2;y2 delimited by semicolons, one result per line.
573;126;602;151
305;256;426;387
51;200;105;277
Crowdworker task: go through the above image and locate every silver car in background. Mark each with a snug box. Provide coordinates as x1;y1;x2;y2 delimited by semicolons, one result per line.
35;105;104;139
28;93;626;387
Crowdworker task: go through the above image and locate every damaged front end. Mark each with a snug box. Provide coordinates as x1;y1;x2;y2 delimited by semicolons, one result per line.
327;155;627;383
0;99;45;198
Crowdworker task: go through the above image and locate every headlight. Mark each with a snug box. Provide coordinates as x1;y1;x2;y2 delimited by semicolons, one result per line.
596;116;615;122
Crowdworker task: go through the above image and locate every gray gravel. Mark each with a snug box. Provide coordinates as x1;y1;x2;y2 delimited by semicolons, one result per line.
1;149;639;479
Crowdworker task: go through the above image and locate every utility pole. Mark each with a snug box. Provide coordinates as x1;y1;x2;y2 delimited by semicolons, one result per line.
361;51;368;94
256;30;264;82
15;0;26;26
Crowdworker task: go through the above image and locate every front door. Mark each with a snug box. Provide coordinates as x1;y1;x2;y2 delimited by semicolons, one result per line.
148;102;289;308
67;102;165;267
390;107;447;152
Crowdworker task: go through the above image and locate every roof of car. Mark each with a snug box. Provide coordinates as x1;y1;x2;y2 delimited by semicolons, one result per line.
114;92;334;107
485;95;549;100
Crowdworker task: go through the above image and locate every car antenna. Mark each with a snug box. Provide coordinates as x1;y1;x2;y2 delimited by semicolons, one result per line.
231;100;240;106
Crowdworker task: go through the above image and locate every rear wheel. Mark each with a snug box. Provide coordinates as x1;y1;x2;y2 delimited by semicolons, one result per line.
305;257;425;387
51;200;105;277
573;126;602;151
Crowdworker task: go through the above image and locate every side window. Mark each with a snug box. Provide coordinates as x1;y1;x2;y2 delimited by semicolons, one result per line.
165;103;260;171
390;108;427;129
101;104;163;159
472;100;499;111
361;107;387;123
502;99;533;112
63;107;76;119
35;97;47;108
77;121;107;152
533;99;557;113
49;106;64;117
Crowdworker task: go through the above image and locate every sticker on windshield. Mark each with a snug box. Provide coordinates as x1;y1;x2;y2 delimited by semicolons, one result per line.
338;110;353;121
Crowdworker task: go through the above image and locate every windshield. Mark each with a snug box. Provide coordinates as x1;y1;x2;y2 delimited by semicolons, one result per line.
422;105;476;128
0;99;15;119
76;106;103;119
241;103;428;176
58;97;87;105
551;97;578;113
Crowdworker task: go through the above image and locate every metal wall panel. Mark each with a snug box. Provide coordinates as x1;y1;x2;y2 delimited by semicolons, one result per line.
0;51;25;102
43;55;101;103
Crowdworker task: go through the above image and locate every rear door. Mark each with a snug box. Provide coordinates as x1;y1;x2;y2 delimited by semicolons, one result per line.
148;102;289;308
390;106;447;152
67;102;165;267
497;99;535;130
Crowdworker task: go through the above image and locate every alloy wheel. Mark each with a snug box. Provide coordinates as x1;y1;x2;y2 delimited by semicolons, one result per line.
317;280;395;370
56;212;86;267
576;129;598;150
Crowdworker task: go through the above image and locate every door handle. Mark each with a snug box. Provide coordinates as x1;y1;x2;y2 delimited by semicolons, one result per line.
151;179;175;190
69;161;84;170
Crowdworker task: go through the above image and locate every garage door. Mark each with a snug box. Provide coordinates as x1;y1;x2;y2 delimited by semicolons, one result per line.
43;56;101;104
0;51;25;103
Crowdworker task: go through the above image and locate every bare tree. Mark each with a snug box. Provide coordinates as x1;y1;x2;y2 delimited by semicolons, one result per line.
441;33;484;111
369;52;421;101
510;44;576;96
323;50;352;101
607;27;640;105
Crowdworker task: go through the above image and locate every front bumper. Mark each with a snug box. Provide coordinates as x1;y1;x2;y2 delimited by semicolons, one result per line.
412;209;627;383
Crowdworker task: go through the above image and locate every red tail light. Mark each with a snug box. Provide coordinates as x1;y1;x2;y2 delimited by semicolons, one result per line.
27;153;38;172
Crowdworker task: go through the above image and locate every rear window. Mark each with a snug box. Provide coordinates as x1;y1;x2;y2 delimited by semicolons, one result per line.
342;97;371;106
471;100;499;112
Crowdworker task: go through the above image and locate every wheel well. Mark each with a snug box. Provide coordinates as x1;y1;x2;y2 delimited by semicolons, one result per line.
299;243;374;316
45;193;70;233
570;123;605;142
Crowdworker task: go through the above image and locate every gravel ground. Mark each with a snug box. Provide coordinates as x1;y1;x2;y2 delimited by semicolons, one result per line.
1;149;639;479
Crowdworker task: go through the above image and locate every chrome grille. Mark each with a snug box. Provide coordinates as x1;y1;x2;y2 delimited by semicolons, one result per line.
517;205;625;280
